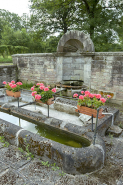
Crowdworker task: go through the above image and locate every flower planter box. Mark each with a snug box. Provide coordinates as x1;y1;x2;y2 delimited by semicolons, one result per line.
75;105;105;119
6;90;21;98
36;97;54;105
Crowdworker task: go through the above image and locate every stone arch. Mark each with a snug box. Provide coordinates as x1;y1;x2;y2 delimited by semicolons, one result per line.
57;30;95;52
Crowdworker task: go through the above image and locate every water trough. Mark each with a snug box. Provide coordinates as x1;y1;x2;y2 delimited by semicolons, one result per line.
0;89;119;175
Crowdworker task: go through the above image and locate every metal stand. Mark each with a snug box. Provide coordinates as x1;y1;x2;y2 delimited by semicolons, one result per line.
92;114;94;131
93;109;99;145
18;97;19;107
48;105;49;117
17;97;35;108
93;106;115;145
102;112;115;126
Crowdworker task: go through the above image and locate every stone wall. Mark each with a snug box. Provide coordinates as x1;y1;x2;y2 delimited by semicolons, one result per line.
12;53;58;86
91;52;123;105
12;53;94;88
0;65;17;87
12;52;123;105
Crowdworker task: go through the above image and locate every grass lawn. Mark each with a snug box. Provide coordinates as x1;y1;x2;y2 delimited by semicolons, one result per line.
0;55;13;63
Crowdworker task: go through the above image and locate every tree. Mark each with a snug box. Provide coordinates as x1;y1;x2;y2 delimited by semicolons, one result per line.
0;9;22;31
45;35;61;52
76;0;123;51
29;0;123;51
29;0;76;35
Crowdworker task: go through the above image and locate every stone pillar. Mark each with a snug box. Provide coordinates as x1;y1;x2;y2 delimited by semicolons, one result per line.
56;56;63;82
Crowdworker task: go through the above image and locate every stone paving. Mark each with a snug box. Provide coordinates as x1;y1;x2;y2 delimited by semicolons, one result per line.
0;131;123;185
0;142;100;185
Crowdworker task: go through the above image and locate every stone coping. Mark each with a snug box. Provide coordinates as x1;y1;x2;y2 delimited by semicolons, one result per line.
0;64;16;68
12;52;123;58
0;102;106;175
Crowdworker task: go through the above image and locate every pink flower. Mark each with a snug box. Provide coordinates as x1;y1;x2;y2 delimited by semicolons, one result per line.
95;94;101;99
93;94;97;97
9;83;13;87
100;98;106;103
44;87;49;91
11;80;15;84
31;91;37;96
31;87;35;91
73;93;78;98
35;94;41;100
52;88;56;93
11;84;17;88
107;95;111;98
40;83;44;86
14;84;17;88
16;82;22;85
3;81;7;85
39;86;45;90
79;95;84;99
81;91;84;94
89;93;94;98
84;94;88;97
85;91;90;95
36;83;40;86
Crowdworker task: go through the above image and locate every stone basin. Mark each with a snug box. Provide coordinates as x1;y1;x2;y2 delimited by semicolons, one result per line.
0;89;119;175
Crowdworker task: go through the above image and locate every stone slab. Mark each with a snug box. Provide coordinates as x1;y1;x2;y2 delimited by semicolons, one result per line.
106;125;123;137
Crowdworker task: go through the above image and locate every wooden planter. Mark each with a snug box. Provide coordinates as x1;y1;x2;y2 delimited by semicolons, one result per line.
6;90;21;98
36;97;54;105
75;105;105;119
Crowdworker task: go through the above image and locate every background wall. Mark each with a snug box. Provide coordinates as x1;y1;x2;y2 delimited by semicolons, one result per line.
1;52;123;105
11;51;123;105
91;52;123;105
0;65;17;87
12;53;57;87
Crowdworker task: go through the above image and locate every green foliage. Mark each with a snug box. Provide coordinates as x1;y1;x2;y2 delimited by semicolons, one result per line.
59;171;66;177
0;136;5;143
29;0;123;52
5;83;21;92
0;9;22;31
14;46;29;54
19;137;34;160
41;161;50;167
51;163;60;171
41;160;64;176
0;1;123;53
0;45;8;57
30;0;76;34
0;136;9;147
4;81;23;92
119;122;123;129
45;36;61;52
33;84;55;103
74;91;111;109
40;90;53;103
18;147;24;153
78;96;105;109
21;82;34;90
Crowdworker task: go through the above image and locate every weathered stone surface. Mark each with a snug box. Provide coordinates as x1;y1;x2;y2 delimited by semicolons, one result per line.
0;65;17;88
79;113;91;125
0;110;105;175
106;125;123;137
57;30;95;52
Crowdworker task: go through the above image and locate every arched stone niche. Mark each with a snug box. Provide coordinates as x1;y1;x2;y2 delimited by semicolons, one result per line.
57;30;95;53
